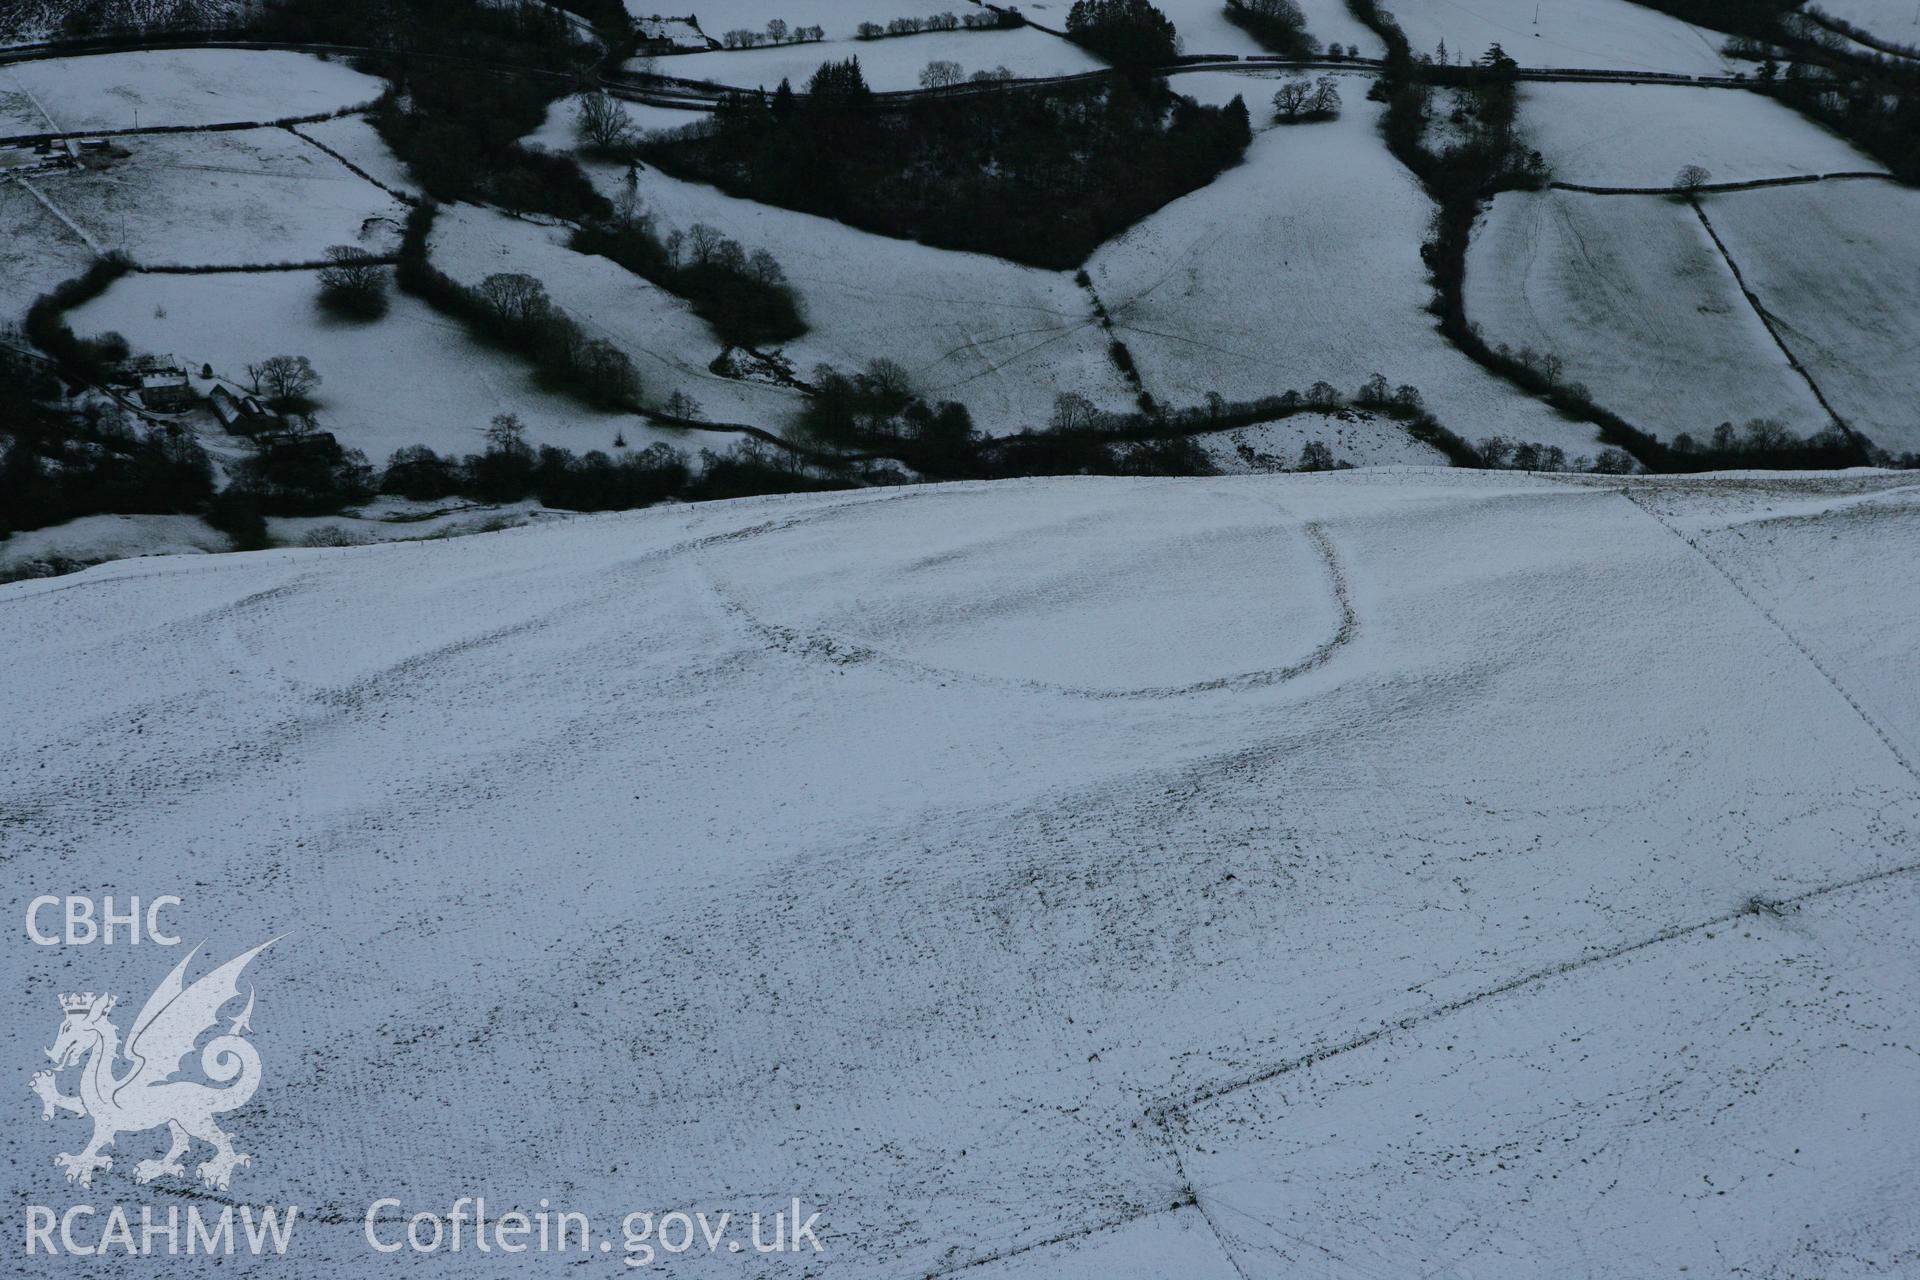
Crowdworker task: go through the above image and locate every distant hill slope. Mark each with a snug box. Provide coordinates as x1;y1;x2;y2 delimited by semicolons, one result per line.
0;0;245;47
5;471;1918;1276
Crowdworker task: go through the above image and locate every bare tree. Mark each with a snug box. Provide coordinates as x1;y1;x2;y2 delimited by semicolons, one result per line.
765;17;787;43
1050;391;1100;433
746;247;786;284
1742;416;1791;451
1675;164;1713;195
687;223;726;266
246;355;321;409
611;187;655;235
316;244;388;319
862;358;915;414
576;91;632;153
476;273;553;328
1274;74;1339;121
920;59;966;89
1267;75;1313;118
1310;74;1342;117
1272;76;1314;120
486;411;530;455
1297;440;1334;471
281;411;320;439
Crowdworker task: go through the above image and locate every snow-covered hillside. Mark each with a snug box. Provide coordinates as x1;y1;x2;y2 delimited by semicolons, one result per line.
23;126;407;266
1517;80;1888;187
68;273;668;456
0;49;381;133
0;0;247;49
1465;188;1831;437
1087;76;1607;455
1704;180;1920;455
6;470;1918;1276
660;25;1103;92
1389;0;1732;74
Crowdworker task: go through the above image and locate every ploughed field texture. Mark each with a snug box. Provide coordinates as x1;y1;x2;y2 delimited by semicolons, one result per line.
6;470;1920;1277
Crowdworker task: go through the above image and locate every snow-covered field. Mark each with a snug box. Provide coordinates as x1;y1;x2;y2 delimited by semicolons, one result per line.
426;201;811;429
1152;0;1384;57
1807;0;1920;47
0;0;249;49
591;162;1138;434
1703;180;1920;455
64;271;691;458
289;115;423;200
1087;77;1605;454
6;469;1918;1276
25;127;406;267
642;0;966;41
519;116;1139;435
657;25;1104;92
1465;188;1829;437
524;92;706;154
0;502;573;582
0;512;226;581
1197;410;1451;470
0;178;95;323
1521;81;1886;186
1390;0;1731;73
0;50;381;135
263;498;567;548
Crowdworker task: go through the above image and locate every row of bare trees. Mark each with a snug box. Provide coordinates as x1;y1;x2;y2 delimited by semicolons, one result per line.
918;61;1016;88
1272;75;1341;121
720;21;826;48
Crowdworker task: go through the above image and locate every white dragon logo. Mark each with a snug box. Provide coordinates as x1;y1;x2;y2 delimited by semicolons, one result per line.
30;940;276;1190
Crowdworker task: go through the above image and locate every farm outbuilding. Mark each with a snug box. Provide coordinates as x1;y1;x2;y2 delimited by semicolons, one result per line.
634;15;711;53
